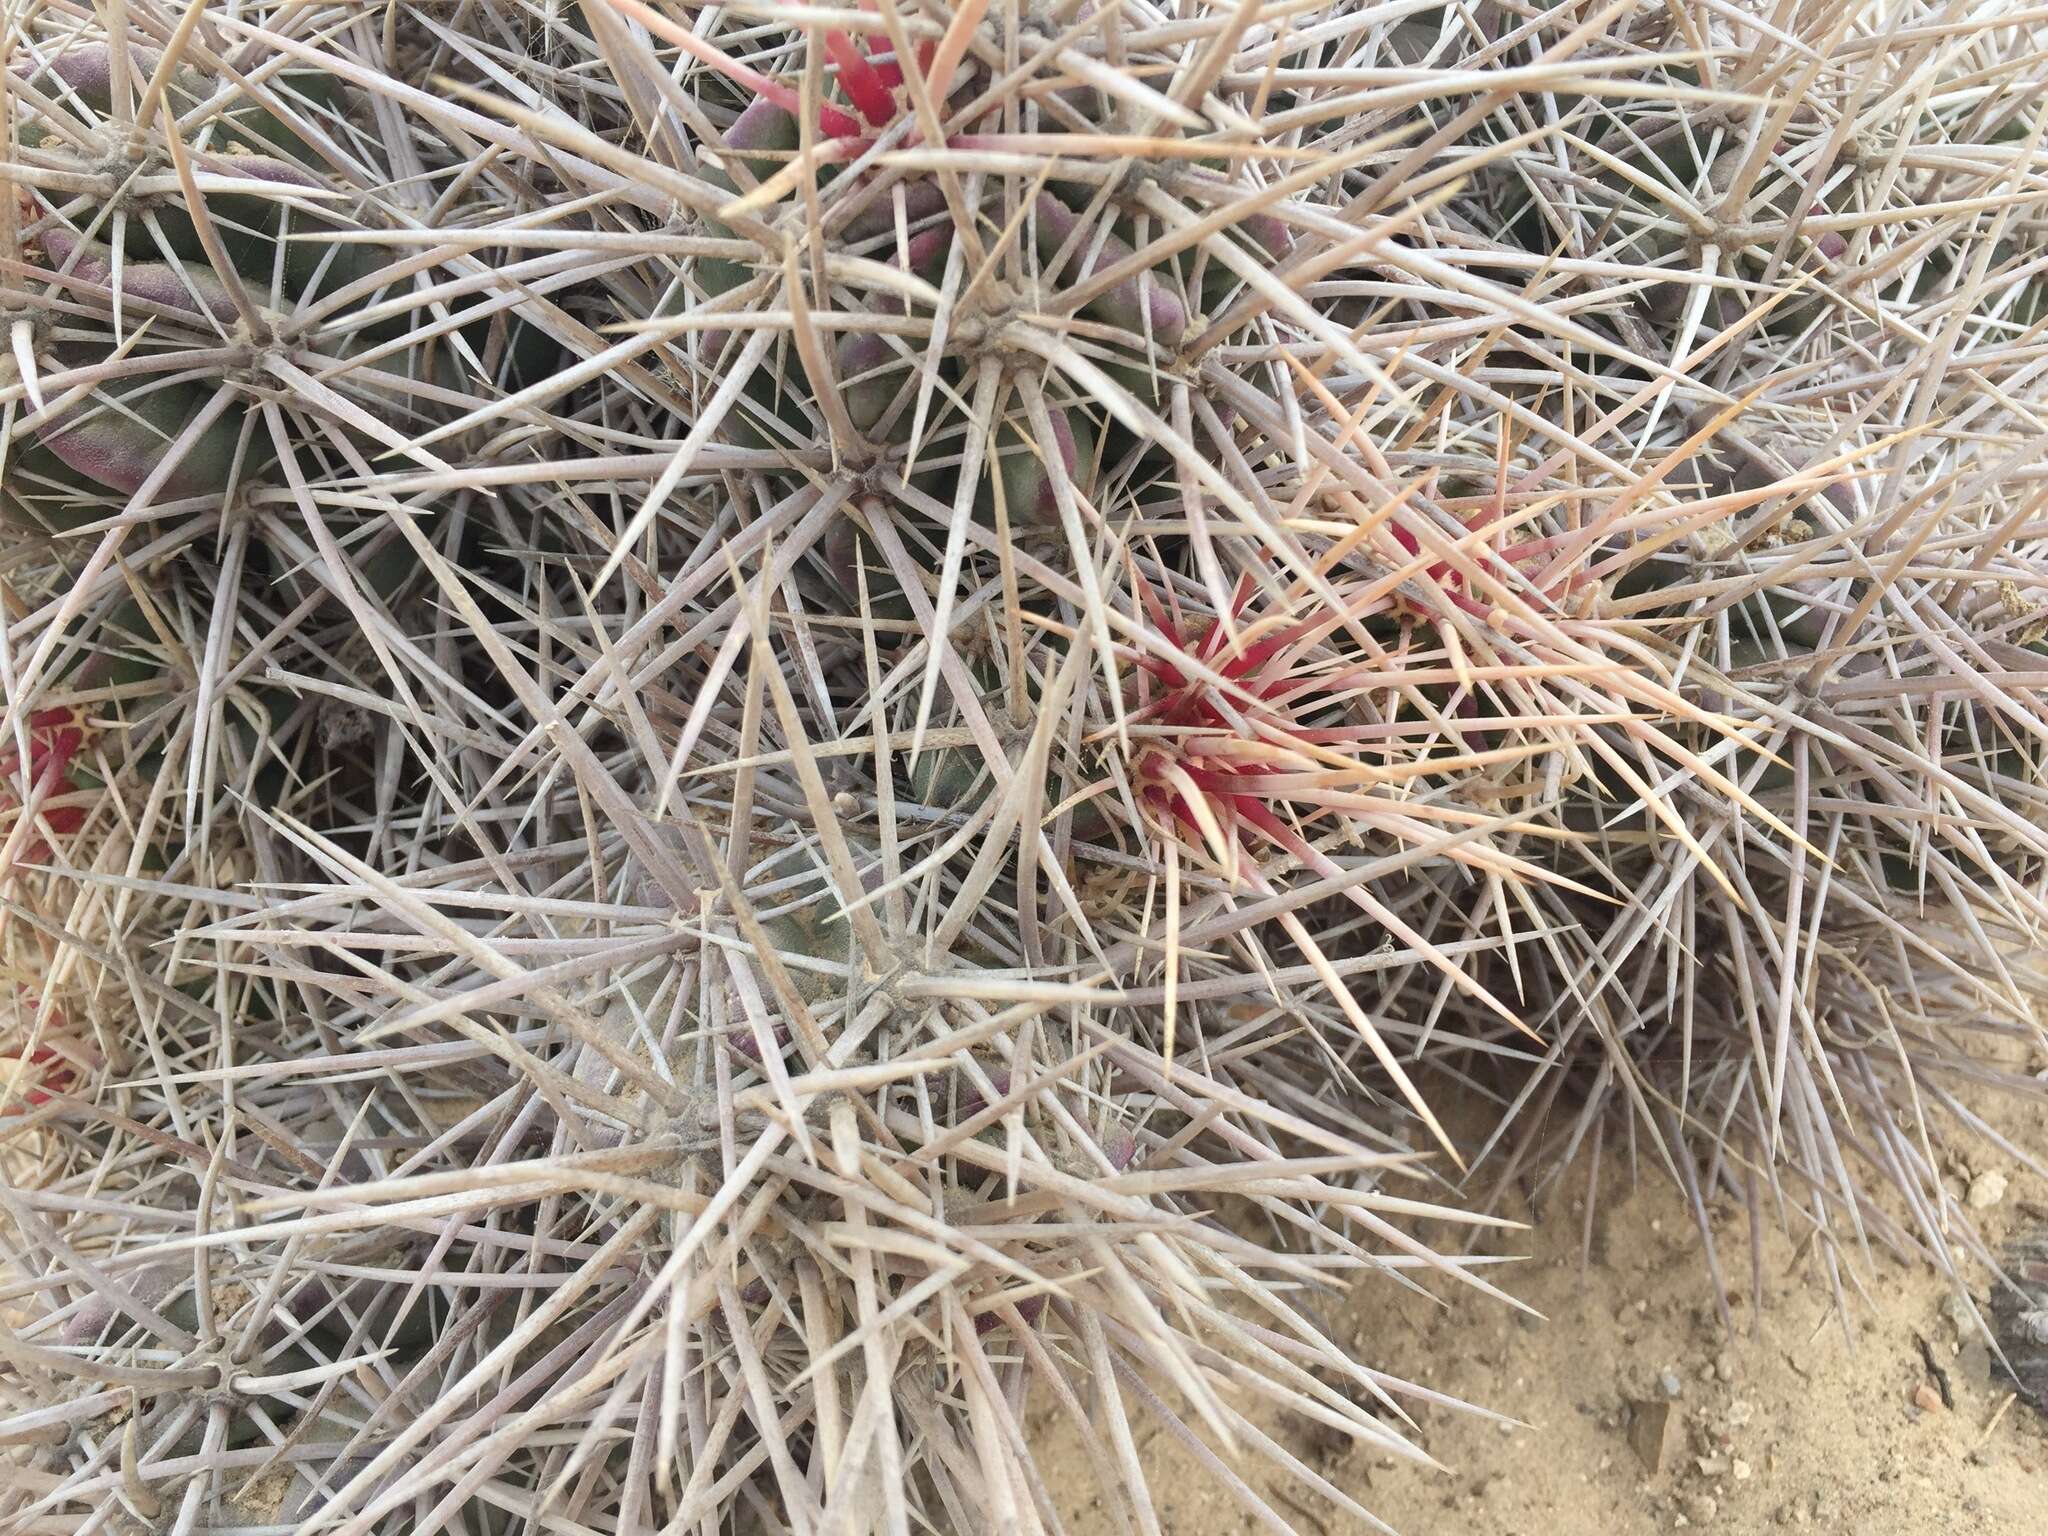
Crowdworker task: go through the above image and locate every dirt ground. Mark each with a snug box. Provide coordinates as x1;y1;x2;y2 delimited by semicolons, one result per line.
1046;1102;2048;1535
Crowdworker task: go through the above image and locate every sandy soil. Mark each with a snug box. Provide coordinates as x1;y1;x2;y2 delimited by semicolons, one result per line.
1046;1105;2048;1535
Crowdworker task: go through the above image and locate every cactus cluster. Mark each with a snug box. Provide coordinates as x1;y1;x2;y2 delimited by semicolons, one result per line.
5;2;2048;1534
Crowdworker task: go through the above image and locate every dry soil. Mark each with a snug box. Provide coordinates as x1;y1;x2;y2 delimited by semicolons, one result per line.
1044;1098;2048;1536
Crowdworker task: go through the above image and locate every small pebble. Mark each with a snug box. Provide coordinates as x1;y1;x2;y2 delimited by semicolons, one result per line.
1967;1169;2008;1209
1913;1381;1944;1414
1680;1492;1720;1526
1660;1369;1684;1398
1941;1291;1980;1340
1714;1349;1736;1382
1733;1458;1753;1482
1627;1398;1677;1474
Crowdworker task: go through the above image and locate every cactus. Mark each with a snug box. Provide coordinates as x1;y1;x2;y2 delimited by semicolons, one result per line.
5;44;559;523
6;6;2048;1536
2;27;562;883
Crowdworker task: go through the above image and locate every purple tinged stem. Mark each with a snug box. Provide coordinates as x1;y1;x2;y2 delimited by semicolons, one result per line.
843;176;948;241
37;382;240;500
1242;211;1293;259
194;148;328;190
835;226;950;435
996;405;1083;525
723;100;800;160
8;42;163;104
34;227;243;323
1033;192;1188;349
